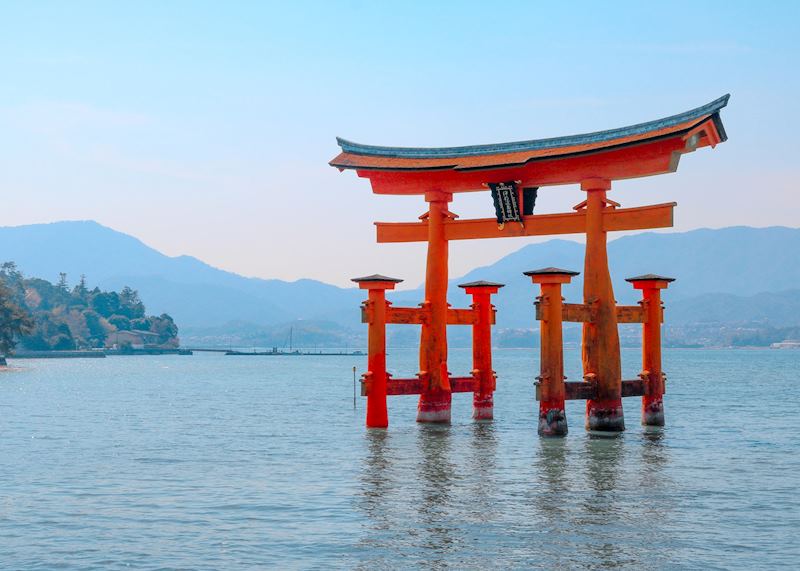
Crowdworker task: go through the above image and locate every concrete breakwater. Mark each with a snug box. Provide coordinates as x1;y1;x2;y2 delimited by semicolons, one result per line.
9;348;193;359
10;350;107;359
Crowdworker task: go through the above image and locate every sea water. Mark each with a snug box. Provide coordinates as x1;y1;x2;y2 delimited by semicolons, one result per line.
1;348;798;569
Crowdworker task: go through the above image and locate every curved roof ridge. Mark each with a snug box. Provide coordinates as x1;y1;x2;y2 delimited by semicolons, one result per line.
336;94;729;159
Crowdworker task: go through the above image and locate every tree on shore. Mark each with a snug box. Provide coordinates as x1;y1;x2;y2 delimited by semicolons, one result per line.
0;279;34;357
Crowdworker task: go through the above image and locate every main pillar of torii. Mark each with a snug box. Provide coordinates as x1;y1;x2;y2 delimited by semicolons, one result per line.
331;95;729;428
416;190;454;421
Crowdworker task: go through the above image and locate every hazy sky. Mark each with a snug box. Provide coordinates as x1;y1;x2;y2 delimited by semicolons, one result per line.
1;1;798;288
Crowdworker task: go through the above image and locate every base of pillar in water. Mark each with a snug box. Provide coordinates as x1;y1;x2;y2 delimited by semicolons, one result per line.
472;405;493;421
472;394;493;421
365;417;389;429
538;407;568;436
417;395;452;423
642;397;665;426
586;399;625;432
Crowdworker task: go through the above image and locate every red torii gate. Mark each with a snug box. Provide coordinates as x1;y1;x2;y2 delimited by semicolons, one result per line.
332;95;729;433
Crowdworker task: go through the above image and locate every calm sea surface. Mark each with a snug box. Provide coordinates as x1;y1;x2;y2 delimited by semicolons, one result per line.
1;348;798;570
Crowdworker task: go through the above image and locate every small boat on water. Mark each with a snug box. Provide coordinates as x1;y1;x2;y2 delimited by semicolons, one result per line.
224;326;364;356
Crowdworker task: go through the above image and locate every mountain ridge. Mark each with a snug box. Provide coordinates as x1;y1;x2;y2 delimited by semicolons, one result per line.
1;221;799;332
0;220;362;326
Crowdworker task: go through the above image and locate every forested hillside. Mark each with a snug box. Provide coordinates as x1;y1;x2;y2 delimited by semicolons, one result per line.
0;262;178;351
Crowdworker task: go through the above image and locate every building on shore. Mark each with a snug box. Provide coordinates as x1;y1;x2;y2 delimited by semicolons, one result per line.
770;340;800;349
105;329;162;350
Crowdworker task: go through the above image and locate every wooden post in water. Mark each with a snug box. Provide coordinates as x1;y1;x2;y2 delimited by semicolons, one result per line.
417;191;453;423
526;268;578;436
627;274;674;426
581;178;624;432
352;274;402;428
459;280;504;420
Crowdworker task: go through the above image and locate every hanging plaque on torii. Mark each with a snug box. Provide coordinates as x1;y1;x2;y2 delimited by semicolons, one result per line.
331;94;729;433
487;181;538;228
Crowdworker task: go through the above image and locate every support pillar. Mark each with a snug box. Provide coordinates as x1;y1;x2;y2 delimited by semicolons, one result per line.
581;178;624;432
417;191;453;423
352;274;403;428
525;268;579;436
459;280;504;421
626;274;675;426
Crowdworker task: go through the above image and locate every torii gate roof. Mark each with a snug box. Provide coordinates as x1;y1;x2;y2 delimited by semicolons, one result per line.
330;95;729;194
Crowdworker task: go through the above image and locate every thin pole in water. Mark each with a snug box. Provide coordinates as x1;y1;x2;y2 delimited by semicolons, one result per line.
353;366;357;409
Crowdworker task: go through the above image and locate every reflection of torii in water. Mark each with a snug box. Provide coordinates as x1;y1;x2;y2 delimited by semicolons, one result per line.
333;95;729;434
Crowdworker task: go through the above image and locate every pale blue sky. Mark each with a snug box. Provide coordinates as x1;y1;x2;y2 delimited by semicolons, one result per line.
1;1;798;287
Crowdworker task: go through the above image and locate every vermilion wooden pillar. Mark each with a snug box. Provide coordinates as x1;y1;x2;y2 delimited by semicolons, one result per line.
581;178;624;432
525;268;579;436
459;280;504;420
417;191;453;423
627;274;675;426
352;274;402;428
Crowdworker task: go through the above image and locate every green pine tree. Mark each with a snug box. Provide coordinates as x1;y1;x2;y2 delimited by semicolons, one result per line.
0;279;34;357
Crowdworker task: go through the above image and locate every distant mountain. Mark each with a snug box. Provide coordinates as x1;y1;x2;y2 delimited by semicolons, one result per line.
441;226;800;328
1;222;799;338
668;289;800;327
0;221;362;328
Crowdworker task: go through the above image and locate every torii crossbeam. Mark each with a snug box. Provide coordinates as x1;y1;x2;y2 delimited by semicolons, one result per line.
332;94;729;432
